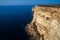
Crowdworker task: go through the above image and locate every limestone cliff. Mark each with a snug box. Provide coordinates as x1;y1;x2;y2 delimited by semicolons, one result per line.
25;5;60;40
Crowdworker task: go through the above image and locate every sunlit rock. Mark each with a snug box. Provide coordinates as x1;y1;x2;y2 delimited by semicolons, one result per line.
25;5;60;40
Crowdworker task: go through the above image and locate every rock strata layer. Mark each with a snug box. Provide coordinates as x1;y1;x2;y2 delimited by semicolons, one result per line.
25;5;60;40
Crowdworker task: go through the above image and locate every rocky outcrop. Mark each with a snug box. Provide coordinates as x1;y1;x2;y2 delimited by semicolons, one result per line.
25;5;60;40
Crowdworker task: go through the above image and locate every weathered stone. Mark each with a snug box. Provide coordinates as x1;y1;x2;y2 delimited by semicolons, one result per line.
25;5;60;40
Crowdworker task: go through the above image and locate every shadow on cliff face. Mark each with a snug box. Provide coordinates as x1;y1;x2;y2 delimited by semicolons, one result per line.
14;11;33;40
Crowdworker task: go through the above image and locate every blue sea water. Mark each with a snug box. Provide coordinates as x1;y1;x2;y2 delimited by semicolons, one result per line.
0;5;34;40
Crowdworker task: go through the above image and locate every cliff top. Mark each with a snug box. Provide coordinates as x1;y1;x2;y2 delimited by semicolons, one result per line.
37;4;60;8
32;5;60;13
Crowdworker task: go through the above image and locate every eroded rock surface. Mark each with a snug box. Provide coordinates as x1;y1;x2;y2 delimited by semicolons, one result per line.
25;5;60;40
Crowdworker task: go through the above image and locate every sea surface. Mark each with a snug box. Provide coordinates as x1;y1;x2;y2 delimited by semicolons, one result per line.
0;5;34;40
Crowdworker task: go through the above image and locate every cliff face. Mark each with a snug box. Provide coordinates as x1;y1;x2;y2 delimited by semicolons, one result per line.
25;5;60;40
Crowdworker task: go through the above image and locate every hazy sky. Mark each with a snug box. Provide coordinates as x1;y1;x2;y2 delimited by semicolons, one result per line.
0;0;60;5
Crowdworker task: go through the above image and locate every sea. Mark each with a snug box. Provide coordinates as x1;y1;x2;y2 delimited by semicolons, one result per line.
0;5;34;40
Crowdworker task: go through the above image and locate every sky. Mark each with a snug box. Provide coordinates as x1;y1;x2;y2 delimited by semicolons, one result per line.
0;0;60;5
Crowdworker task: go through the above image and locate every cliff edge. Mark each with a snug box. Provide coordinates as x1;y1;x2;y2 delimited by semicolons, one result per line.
25;5;60;40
